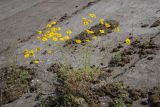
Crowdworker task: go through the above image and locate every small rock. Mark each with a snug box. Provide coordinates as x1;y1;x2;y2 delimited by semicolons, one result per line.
150;20;160;28
141;24;149;28
147;56;153;60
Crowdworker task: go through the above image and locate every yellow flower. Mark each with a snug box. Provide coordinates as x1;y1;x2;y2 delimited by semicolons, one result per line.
24;53;30;58
64;36;70;40
52;37;58;41
86;29;94;34
125;38;131;45
56;33;62;38
33;59;39;64
85;39;91;42
59;38;65;41
51;27;56;32
92;36;97;39
75;39;81;44
29;50;34;57
99;30;105;33
55;27;61;31
105;23;111;28
47;50;53;54
51;21;57;25
46;24;52;28
82;17;92;26
66;29;72;35
42;37;48;42
100;18;104;24
83;21;89;26
36;47;41;52
36;30;42;35
88;13;96;19
114;26;120;32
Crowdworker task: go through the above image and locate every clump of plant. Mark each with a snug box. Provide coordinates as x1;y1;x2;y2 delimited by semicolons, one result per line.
52;64;101;106
109;53;122;67
0;65;35;105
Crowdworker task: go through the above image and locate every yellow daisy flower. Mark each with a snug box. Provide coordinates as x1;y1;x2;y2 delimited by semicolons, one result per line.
86;29;94;34
100;18;104;25
33;59;39;64
52;37;58;41
88;13;96;19
51;21;57;25
83;21;89;26
59;38;65;41
55;27;61;31
92;36;97;39
125;38;131;45
24;53;30;58
75;39;81;44
105;23;111;28
29;50;34;57
66;29;72;35
42;37;48;42
46;24;52;28
64;36;70;40
36;47;41;52
56;33;62;38
99;30;105;34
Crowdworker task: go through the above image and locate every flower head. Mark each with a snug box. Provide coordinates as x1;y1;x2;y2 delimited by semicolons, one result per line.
66;29;72;35
42;37;48;42
86;29;94;34
125;38;131;45
51;21;57;25
82;17;92;26
88;13;96;19
105;23;111;28
52;37;58;41
100;18;104;25
33;59;39;64
99;30;105;34
59;38;65;41
46;24;52;28
92;36;97;39
64;36;70;40
36;47;41;52
75;39;81;44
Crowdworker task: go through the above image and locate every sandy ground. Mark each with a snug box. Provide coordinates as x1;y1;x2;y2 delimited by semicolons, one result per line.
1;0;160;107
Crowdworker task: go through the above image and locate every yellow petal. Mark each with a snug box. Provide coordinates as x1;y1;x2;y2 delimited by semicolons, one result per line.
88;13;96;19
99;30;105;33
105;23;111;28
64;36;70;40
52;37;58;41
100;18;104;25
24;54;30;58
66;29;72;35
75;39;81;44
